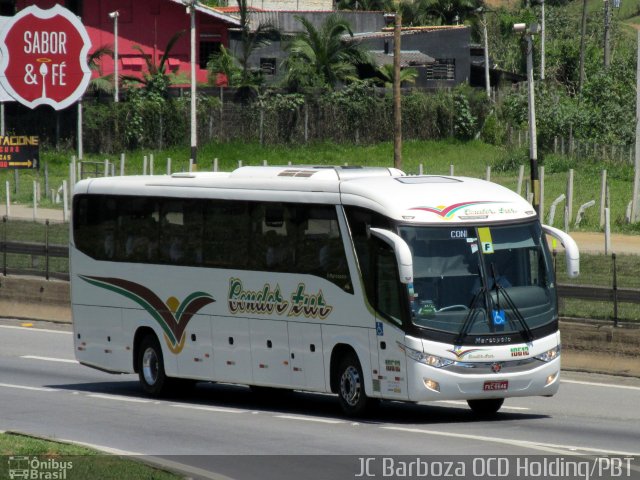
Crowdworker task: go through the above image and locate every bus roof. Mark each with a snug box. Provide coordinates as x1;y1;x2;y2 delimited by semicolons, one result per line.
75;166;536;223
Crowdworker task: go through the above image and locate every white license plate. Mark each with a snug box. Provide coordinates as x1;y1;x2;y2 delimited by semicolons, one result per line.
483;380;508;391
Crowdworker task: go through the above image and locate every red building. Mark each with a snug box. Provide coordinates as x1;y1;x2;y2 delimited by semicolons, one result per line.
11;0;240;83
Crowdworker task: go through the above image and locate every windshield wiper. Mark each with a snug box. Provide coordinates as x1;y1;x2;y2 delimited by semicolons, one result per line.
454;270;486;345
489;263;533;342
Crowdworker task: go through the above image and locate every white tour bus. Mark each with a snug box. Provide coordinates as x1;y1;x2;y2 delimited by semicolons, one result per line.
71;166;579;416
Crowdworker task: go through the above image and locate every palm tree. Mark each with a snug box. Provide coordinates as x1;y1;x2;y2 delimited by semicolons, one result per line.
401;0;478;26
207;44;242;86
400;0;432;26
283;14;372;89
234;0;278;91
121;30;186;96
375;63;418;88
86;44;114;94
426;0;479;25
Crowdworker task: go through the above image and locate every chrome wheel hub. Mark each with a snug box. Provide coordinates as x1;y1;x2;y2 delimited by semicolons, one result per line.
142;347;159;386
340;365;361;407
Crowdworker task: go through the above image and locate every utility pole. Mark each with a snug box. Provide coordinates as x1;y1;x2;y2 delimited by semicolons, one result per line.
479;7;490;99
633;28;640;222
604;0;611;68
393;10;402;170
514;23;541;216
540;0;545;80
182;0;198;168
578;0;588;94
109;11;119;103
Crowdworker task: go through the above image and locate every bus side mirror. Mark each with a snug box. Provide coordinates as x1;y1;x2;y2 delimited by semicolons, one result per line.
542;224;580;278
370;228;414;284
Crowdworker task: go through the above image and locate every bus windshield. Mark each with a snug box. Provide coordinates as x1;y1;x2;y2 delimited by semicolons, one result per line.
398;222;556;341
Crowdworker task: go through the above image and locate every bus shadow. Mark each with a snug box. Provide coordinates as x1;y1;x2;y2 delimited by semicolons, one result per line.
48;378;549;425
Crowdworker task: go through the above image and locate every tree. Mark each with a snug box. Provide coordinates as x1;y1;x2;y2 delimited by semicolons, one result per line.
207;44;242;86
121;30;186;97
283;14;372;89
86;44;114;94
234;0;279;93
375;63;418;88
401;0;479;26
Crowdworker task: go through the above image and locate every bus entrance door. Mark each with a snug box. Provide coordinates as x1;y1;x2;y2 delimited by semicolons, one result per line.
375;322;408;400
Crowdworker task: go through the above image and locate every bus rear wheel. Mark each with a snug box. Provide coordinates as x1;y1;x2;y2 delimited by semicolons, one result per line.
467;398;504;416
337;353;370;417
138;335;169;396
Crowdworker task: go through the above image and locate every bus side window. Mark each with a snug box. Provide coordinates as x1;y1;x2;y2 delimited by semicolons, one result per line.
344;206;392;304
373;238;405;325
296;205;351;292
159;200;186;264
250;203;296;272
203;200;250;269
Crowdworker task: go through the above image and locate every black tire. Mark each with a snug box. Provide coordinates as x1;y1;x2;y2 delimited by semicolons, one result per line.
137;334;170;396
337;353;370;417
467;398;504;416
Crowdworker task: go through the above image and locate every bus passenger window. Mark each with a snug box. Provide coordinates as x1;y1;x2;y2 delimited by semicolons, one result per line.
251;203;295;272
202;201;250;269
295;205;351;292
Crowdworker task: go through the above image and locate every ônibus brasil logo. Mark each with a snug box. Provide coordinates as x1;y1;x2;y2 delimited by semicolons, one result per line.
79;276;215;354
0;5;92;110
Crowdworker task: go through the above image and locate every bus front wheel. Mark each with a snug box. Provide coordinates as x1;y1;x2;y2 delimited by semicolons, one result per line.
337;353;370;417
138;335;169;396
467;398;504;416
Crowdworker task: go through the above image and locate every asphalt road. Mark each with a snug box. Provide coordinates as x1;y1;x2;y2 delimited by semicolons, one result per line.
1;318;639;480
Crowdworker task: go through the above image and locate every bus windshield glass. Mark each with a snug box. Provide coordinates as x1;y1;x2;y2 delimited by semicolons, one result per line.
398;222;556;339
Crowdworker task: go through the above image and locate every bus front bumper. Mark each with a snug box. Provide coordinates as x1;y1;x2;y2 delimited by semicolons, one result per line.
406;356;561;402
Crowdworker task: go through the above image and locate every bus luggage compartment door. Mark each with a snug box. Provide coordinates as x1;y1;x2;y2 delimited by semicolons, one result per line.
288;322;325;391
250;319;291;387
212;316;253;384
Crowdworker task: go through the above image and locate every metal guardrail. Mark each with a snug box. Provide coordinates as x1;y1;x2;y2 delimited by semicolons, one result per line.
1;239;69;281
557;284;640;303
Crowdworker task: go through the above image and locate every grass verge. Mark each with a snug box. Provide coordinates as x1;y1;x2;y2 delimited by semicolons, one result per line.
0;431;182;479
2;139;639;234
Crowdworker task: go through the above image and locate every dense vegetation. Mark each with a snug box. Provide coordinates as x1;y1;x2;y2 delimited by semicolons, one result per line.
76;0;640;155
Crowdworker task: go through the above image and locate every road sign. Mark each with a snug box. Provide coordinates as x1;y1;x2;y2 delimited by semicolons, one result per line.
0;135;39;169
0;5;92;110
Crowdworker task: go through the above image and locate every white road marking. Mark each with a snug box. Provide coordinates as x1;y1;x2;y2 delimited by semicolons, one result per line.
275;415;345;424
87;394;151;403
562;379;640;391
0;325;72;334
170;404;246;414
21;355;78;364
433;400;530;411
0;382;58;392
381;426;640;457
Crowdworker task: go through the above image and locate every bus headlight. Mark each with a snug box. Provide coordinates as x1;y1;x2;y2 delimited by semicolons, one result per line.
400;343;454;368
534;345;561;362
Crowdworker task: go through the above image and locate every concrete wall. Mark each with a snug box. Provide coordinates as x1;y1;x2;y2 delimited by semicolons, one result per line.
0;276;71;323
248;0;334;11
357;27;471;88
